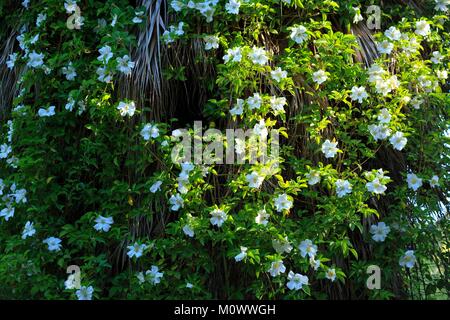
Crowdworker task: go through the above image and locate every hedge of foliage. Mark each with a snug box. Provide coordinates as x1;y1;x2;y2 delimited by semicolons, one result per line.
0;0;449;300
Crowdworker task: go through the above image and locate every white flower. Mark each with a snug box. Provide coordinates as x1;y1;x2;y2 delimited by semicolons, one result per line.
268;260;286;277
36;13;47;27
132;16;143;24
62;62;77;81
22;0;29;8
96;66;112;83
248;47;268;65
377;108;391;124
210;209;227;227
141;123;159;140
377;40;394;55
173;21;185;36
22;221;36;239
169;193;184;211
286;271;308;291
247;93;262;110
65;0;78;13
309;257;320;270
6;53;18;69
183;224;195;237
0;144;12;159
225;0;240;15
407;173;422;191
434;0;449;12
255;209;269;225
430;51;443;64
306;170;321;185
353;7;363;24
389;131;407;151
436;70;448;80
270;96;287;115
111;14;118;27
65;97;76;111
223;47;242;63
430;175;439;188
384;26;401;41
370;222;390;242
274;194;293;212
374;80;392;96
73;15;84;29
290;25;308;44
270;67;287;82
325;268;336;282
335;179;352;198
65;274;77;290
146;266;164;284
246;171;264;188
136;272;145;284
127;242;147;258
366;178;387;194
253;119;268;138
116;55;135;75
415;20;430;37
204;35;219;50
38;106;56;117
272;237;293;254
150;180;162;193
234;246;248;262
230;98;244;116
117;101;136;117
186;282;194;288
43;237;62;251
76;286;94;300
399;250;416;269
98;45;113;63
171;0;185;12
94;215;114;232
368;64;386;83
299;239;318;258
0;207;14;221
312;70;328;85
321;139;339;158
350;86;368;103
369;124;391;141
27;51;44;68
10;184;27;204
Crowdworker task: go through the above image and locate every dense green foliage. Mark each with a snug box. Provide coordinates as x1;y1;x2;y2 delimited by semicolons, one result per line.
0;0;448;300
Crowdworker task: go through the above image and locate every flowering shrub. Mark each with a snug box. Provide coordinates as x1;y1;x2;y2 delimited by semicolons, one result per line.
0;0;449;300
